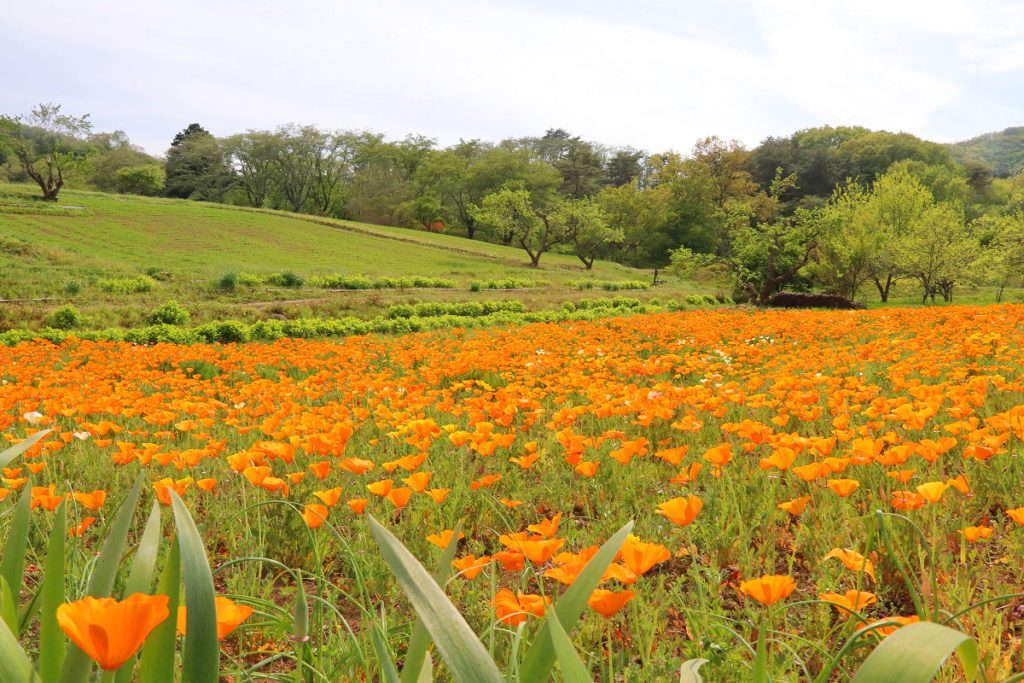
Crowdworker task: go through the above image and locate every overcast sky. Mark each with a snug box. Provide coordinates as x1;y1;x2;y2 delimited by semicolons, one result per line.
4;0;1023;156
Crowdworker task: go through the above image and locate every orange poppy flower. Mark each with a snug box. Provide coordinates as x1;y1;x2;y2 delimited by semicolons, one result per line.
70;517;96;537
890;490;924;511
425;488;449;503
1008;507;1024;526
702;443;732;467
426;529;465;548
820;590;877;616
452;555;491;579
308;460;332;481
367;479;393;497
574;461;599;477
527;513;562;538
657;495;703;526
856;615;920;637
347;498;368;514
491;588;549;625
57;594;170;670
387;487;413;508
886;469;916;484
778;496;811;516
915;481;946;503
196;478;218;492
960;525;993;542
339;458;375;475
740;575;796;605
177;596;254;640
619;536;670;575
314;488;343;507
587;589;636;618
494;550;525;571
823;548;875;580
301;504;329;528
286;472;306;484
945;474;969;495
470;474;502;490
402;471;432;492
499;498;525;508
826;479;860;497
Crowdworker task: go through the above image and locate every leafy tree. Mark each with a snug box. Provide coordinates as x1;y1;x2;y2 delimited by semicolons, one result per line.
472;187;566;266
724;171;817;304
115;164;165;196
0;103;92;200
597;180;672;269
896;202;979;302
976;214;1024;301
560;197;619;268
812;182;880;299
554;139;607;199
860;167;933;301
223;130;281;208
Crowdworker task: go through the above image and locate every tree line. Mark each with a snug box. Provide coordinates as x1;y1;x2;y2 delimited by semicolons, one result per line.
2;103;1023;304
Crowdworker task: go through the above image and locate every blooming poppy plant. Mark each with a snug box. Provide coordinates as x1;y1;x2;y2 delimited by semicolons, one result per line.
740;575;797;606
656;495;703;526
177;596;255;640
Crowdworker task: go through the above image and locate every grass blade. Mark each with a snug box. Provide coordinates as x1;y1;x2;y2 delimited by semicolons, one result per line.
517;520;633;682
170;489;220;683
401;521;463;683
679;658;709;683
547;611;592;683
850;621;978;682
367;516;504;683
372;622;402;683
115;501;163;683
0;484;32;627
0;578;15;635
138;537;181;683
0;429;51;470
753;623;770;683
39;500;67;683
0;616;40;683
59;473;144;683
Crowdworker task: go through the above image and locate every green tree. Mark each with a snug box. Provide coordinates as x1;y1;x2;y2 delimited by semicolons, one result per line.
86;130;156;192
115;164;165;196
222;130;281;208
976;214;1024;301
0;103;92;200
896;202;979;303
164;129;233;201
597;180;672;270
812;182;880;299
860;167;934;301
560;197;619;268
472;187;565;266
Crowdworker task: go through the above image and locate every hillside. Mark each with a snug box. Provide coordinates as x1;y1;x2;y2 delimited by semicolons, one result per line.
0;184;647;289
949;127;1024;177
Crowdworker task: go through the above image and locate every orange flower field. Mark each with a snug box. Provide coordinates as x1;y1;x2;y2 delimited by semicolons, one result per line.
3;304;1024;680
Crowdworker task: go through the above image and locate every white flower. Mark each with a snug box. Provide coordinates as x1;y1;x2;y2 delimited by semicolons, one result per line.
22;411;43;426
73;431;91;441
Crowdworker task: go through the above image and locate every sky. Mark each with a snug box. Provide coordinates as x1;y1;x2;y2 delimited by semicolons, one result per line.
3;0;1023;157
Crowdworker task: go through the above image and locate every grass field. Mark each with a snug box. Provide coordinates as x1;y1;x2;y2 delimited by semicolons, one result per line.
2;305;1023;681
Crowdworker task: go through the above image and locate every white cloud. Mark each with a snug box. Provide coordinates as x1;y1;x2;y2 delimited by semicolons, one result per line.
2;0;1021;154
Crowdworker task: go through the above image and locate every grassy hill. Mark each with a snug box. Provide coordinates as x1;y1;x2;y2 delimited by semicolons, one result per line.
949;127;1024;177
0;183;703;332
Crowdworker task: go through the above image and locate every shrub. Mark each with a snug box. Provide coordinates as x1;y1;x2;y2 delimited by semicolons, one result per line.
52;304;80;329
96;276;155;294
64;280;81;295
148;301;190;326
766;292;866;310
469;281;482;292
236;272;264;288
274;271;304;288
217;272;238;291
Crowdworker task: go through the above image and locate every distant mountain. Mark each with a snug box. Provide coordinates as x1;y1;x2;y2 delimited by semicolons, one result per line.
949;127;1024;178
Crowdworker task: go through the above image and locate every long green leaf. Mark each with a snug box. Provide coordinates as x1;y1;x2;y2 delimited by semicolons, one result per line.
115;501;163;683
368;516;504;683
517;520;634;682
372;622;402;683
0;484;32;625
0;616;40;683
678;658;709;683
0;578;16;635
850;621;978;682
0;429;51;470
547;611;591;683
753;623;770;683
138;537;181;683
39;500;67;683
170;490;219;683
401;521;463;683
58;473;143;683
